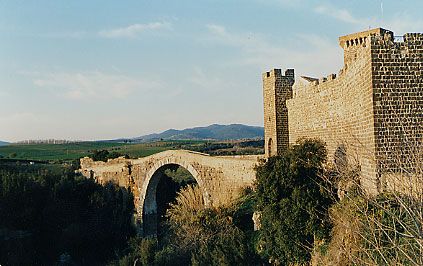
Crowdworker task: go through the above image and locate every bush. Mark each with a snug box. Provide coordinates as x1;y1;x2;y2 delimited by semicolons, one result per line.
114;185;261;266
90;150;127;162
320;190;423;266
254;139;334;265
315;140;423;266
165;185;255;265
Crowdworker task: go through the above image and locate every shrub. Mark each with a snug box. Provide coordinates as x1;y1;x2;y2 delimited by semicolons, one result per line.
90;150;126;162
320;189;423;265
254;139;334;265
316;141;423;266
165;185;253;265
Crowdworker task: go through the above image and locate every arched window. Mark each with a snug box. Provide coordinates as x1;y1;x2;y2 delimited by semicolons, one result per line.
268;138;273;157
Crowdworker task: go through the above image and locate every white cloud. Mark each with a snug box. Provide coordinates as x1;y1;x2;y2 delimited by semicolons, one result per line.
383;13;423;35
31;71;161;100
255;0;303;8
313;4;423;35
187;66;230;93
205;24;251;47
42;31;87;39
99;22;171;38
314;5;363;25
204;24;343;77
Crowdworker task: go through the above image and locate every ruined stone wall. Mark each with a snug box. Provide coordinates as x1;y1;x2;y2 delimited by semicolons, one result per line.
370;32;423;186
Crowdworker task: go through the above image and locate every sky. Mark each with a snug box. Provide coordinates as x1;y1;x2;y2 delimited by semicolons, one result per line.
0;0;422;142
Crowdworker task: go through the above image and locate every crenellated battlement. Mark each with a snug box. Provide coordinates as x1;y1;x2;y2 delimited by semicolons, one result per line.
262;68;295;157
262;68;295;82
263;27;422;194
292;73;340;98
339;28;392;48
291;28;423;100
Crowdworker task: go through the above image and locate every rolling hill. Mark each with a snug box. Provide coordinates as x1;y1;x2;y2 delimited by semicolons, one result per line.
134;124;264;142
0;141;9;146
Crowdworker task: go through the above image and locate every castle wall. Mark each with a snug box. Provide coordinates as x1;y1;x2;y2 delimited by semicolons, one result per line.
370;33;423;188
265;28;422;194
286;39;378;192
262;69;294;157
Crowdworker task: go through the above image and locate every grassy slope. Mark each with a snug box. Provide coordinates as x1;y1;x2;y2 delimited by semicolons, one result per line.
0;142;174;161
0;139;263;162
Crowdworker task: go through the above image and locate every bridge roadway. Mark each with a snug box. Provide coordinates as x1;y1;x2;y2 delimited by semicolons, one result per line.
79;150;262;235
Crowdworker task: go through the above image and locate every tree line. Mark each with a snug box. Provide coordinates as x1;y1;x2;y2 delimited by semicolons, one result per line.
0;162;135;265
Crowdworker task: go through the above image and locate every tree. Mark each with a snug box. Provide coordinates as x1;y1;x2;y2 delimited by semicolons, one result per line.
254;139;334;265
90;149;126;162
0;162;136;265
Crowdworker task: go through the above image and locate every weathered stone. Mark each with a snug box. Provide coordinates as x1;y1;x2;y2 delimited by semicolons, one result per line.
263;28;422;194
79;27;422;235
79;150;260;235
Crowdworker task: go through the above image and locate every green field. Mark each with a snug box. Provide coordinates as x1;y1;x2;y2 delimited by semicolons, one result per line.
0;139;263;162
0;141;199;162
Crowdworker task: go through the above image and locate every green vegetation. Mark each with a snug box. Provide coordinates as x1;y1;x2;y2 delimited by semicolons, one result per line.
164;185;253;265
0;142;162;162
316;164;423;266
254;139;334;264
136;124;264;142
0;142;120;161
114;186;259;266
0;161;135;265
90;149;128;162
3;137;419;265
0;139;264;162
113;140;330;266
320;192;423;265
189;140;264;155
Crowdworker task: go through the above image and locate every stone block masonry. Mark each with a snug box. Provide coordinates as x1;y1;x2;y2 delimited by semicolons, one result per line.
79;27;421;234
262;69;294;157
263;28;422;194
79;150;261;235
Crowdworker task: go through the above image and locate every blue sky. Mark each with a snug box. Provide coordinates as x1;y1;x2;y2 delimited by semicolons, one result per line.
1;0;422;142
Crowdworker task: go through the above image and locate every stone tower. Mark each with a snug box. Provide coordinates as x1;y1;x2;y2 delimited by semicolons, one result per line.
263;28;422;194
262;68;295;158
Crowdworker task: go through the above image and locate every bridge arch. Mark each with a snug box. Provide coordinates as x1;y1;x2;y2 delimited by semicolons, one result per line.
139;158;211;235
79;150;259;236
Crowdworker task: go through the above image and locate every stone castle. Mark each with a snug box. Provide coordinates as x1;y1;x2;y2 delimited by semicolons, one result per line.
79;27;421;234
263;28;422;194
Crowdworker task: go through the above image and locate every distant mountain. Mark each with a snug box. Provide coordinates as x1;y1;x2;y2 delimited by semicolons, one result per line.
134;124;264;142
0;141;9;146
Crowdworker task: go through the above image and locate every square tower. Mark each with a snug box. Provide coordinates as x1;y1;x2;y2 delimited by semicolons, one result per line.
262;69;294;158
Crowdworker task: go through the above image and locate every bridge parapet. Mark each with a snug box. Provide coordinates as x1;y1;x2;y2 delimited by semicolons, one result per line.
79;150;261;235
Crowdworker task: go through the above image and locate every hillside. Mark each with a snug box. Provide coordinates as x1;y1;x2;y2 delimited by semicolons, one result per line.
0;141;9;147
134;124;264;142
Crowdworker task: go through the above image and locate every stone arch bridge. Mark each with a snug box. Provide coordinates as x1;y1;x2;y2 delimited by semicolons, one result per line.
79;150;261;234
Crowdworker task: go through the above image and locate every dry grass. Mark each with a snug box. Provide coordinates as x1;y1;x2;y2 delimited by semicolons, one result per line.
315;146;423;266
164;185;206;253
166;184;205;225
